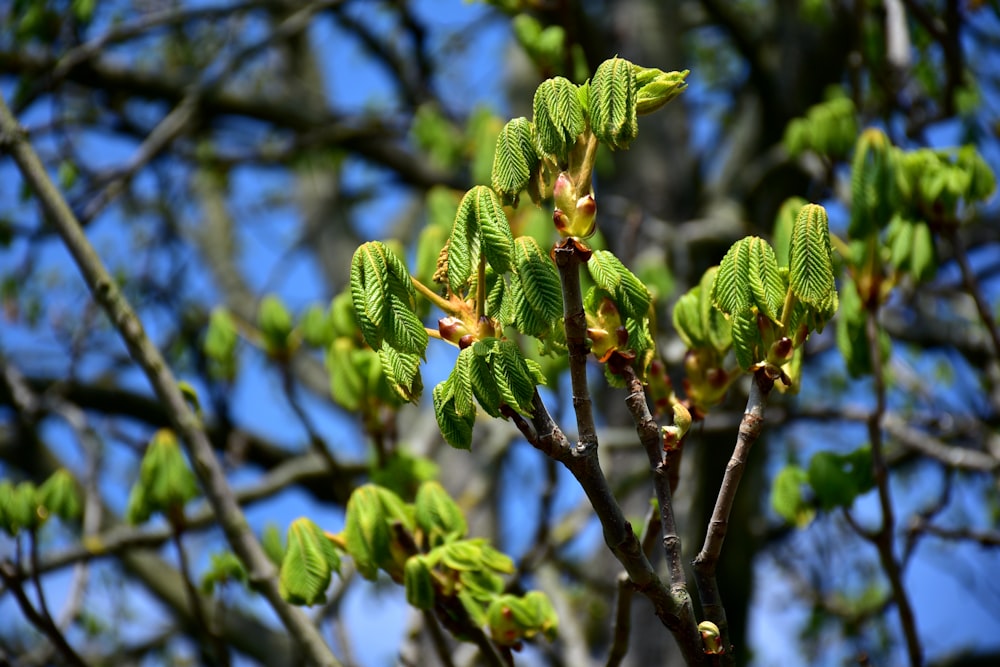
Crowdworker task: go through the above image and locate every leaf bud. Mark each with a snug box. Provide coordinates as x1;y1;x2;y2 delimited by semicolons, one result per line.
699;620;724;655
438;316;471;346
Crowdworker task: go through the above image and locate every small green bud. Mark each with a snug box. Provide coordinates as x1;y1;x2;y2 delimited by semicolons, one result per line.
699;620;724;655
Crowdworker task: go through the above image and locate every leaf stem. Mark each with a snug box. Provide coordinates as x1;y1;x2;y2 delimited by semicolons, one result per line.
411;276;456;315
692;369;773;663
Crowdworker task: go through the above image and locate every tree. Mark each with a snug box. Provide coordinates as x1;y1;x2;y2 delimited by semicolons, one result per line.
0;1;998;666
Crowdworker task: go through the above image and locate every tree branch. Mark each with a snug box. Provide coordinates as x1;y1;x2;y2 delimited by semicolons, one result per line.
0;94;342;667
692;370;773;663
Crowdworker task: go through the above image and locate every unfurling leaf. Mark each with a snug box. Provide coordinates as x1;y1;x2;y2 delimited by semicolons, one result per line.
589;57;638;150
126;429;199;524
415;481;468;547
404;556;436;609
350;241;428;356
532;77;585;160
377;344;423;403
433;379;476;450
632;65;688;115
492;117;538;204
788;204;836;311
449;186;515;292
258;294;294;354
279;517;340;606
204;307;238;380
731;309;762;371
850;128;896;237
587;250;650;320
514;236;563;323
38;469;81;522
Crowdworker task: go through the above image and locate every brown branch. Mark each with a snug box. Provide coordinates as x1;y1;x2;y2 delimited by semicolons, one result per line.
692;370;773;663
619;365;695;611
552;239;598;453
0;94;342;667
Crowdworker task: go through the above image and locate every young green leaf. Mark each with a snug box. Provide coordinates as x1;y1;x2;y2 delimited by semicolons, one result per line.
201;551;248;594
404;556;436;610
850;128;896;237
587;250;650;320
492;339;537;416
204;307;238;380
712;238;752;317
258;294;294;354
433;380;476;450
351;242;391;348
672;288;704;349
279;517;340;606
788;204;836;311
731;309;762;371
415;481;468;547
514;236;563;323
772;197;807;268
633;65;688;115
377;344;423;403
770;465;814;528
451;347;476;418
343;485;393;580
532;76;585;160
261;523;286;566
492;117;538;204
127;429;199;523
589;57;638;150
298;304;335;348
746;236;786;322
38;469;81;522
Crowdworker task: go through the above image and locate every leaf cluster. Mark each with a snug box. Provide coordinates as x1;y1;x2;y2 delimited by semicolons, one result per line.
0;468;81;535
771;446;874;527
279;481;558;646
126;430;200;525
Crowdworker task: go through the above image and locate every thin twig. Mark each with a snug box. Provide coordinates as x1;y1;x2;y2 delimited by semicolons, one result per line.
947;227;1000;371
605;573;634;667
0;94;342;667
692;370;773;663
863;306;923;667
0;561;90;667
509;391;707;665
170;520;231;667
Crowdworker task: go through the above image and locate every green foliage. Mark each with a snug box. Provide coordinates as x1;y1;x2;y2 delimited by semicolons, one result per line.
492;117;539;204
633;65;689;115
772;197;807;268
298;304;336;348
0;480;40;535
410;104;465;171
513;236;563;336
448;186;515;292
807;446;874;511
279;517;341;606
258;294;294;356
771;465;814;528
261;523;286;567
204;307;238;381
324;482;556;647
415;481;468;547
886;216;936;282
587;250;650;321
850;128;897;237
201;551;248;594
370;451;440;501
712;236;784;322
788;204;837;317
126;430;200;524
784;92;857;158
532;76;585;162
37;468;81;522
588;57;638;150
835;276;890;377
673;267;732;354
350;241;429;357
